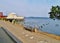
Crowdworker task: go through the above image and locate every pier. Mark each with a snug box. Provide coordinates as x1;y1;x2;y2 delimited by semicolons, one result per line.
0;20;60;43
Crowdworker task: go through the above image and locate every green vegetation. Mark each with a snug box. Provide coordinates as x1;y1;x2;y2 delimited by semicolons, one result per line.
49;5;60;19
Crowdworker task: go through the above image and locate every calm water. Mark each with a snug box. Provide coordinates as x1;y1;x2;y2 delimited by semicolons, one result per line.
23;17;60;36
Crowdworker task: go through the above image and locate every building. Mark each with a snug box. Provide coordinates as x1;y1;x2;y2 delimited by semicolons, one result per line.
7;13;24;19
0;12;3;17
6;13;24;22
0;12;7;18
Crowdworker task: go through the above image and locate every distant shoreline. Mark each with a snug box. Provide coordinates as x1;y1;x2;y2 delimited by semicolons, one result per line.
25;17;49;19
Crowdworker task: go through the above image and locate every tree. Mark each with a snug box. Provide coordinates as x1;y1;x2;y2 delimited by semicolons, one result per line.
49;5;60;19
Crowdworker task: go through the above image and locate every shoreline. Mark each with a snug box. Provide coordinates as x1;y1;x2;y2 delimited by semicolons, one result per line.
0;20;60;43
23;24;60;40
37;30;60;40
10;20;60;41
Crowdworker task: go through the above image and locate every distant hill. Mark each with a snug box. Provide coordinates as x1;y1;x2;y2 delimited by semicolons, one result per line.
25;17;49;19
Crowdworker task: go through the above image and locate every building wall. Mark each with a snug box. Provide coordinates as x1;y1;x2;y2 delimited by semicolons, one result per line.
0;12;7;18
0;12;3;17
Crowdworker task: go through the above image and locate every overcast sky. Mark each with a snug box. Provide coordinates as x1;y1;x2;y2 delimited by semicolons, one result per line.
0;0;60;17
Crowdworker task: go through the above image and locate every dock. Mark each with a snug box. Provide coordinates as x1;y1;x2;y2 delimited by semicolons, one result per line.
0;20;60;43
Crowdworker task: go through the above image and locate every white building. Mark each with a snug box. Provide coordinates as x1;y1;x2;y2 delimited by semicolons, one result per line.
7;13;24;20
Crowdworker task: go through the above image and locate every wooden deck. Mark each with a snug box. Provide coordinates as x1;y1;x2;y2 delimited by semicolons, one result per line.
0;20;60;43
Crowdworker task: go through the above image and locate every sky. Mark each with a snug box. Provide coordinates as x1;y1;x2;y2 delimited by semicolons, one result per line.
0;0;60;17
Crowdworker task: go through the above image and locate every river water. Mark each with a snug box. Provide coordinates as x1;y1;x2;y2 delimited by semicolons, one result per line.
22;17;60;36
